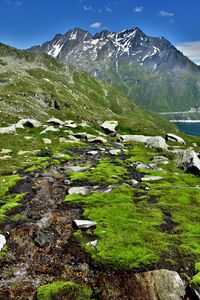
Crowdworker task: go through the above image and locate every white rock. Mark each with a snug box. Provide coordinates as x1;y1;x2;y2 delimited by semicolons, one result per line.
40;126;60;134
109;149;121;155
65;166;90;172
146;136;168;150
0;155;12;160
47;118;64;126
43;138;52;145
101;120;118;134
0;124;16;134
73;220;97;229
64;120;77;128
142;176;163;182
87;151;98;155
0;234;6;251
18;150;39;156
68;186;91;195
166;133;185;145
74;132;87;139
0;149;12;155
136;162;152;170
16;119;41;129
131;179;139;187
178;147;200;175
119;135;150;143
88;136;107;143
87;240;98;247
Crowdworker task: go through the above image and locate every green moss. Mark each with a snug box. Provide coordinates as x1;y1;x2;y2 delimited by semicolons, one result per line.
69;158;127;185
0;175;21;197
0;193;24;221
36;281;92;300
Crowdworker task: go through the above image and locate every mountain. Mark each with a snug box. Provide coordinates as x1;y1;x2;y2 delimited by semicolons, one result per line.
30;27;200;112
0;42;175;135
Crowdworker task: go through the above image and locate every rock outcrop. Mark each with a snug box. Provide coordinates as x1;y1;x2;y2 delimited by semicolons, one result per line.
166;133;185;145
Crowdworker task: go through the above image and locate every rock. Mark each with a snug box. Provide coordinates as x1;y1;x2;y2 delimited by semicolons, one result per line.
47;117;64;126
101;120;118;135
136;162;152;170
40;126;60;134
64;120;77;128
73;220;97;230
59;137;68;143
146;136;168;150
68;135;80;141
87;151;98;155
43;138;52;145
0;124;16;134
0;149;12;155
166;133;185;145
65;166;90;172
0;234;6;251
0;155;12;160
18;150;39;156
119;135;150;143
99;269;186;300
74;132;87;139
87;136;107;143
109;149;121;155
16;119;41;129
34;229;53;248
86;240;98;247
142;176;164;182
178;147;200;175
24;136;34;140
131;179;139;187
151;156;169;165
68;186;91;195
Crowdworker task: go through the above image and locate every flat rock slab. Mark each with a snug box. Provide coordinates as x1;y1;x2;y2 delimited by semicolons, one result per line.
68;186;91;195
142;176;164;182
0;149;12;155
0;234;6;251
73;220;97;230
47;118;64;126
119;135;150;143
101;120;118;134
65;166;90;172
40;126;60;134
166;133;185;145
0;124;16;134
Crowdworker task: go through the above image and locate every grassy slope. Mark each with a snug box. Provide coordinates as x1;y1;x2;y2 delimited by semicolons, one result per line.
0;43;177;135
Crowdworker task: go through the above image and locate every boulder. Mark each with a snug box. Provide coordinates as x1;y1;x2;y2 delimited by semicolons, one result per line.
43;138;52;145
87;136;107;143
73;132;87;139
0;124;16;134
0;234;6;251
16;119;41;129
119;135;150;143
98;269;186;300
73;220;97;230
68;186;91;195
0;155;12;160
166;133;185;145
64;120;77;128
178;147;200;175
47;118;64;126
101;120;118;135
87;151;98;155
131;179;139;187
146;136;168;150
136;162;153;170
0;149;12;155
151;156;169;165
142;176;164;182
109;149;121;155
40;126;60;134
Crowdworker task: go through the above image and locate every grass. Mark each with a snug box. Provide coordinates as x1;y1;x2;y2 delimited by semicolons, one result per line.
36;281;92;300
0;174;21;196
0;193;24;221
69;158;127;185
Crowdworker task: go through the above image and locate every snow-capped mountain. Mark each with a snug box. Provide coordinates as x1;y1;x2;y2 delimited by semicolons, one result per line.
30;28;200;111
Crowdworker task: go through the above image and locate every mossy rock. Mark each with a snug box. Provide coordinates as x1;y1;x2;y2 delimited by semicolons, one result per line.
36;281;92;300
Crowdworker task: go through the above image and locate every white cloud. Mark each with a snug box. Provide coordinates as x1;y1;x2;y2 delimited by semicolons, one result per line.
159;10;174;17
134;6;143;13
176;41;200;65
83;5;93;11
90;22;102;29
105;6;113;12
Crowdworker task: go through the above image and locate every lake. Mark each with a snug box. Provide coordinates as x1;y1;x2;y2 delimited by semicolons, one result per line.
175;122;200;137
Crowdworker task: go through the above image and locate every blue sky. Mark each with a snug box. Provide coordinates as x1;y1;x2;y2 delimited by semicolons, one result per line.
1;0;200;63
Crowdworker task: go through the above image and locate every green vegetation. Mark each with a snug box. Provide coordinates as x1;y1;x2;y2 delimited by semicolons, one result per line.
0;175;21;196
0;193;24;221
36;281;92;300
69;158;127;185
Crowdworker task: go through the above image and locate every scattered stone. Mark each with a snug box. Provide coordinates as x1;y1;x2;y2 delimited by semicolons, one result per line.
73;220;97;230
40;126;60;134
178;147;200;175
16;119;41;129
0;124;16;134
68;135;80;141
0;155;12;160
68;186;91;195
0;234;6;251
0;149;12;155
119;135;150;143
146;136;168;150
87;151;98;155
88;136;107;143
142;176;164;182
73;132;87;139
86;240;98;247
131;179;139;187
64;120;77;128
65;166;90;172
166;133;185;145
152;156;169;165
109;149;121;155
43;138;52;145
101;120;118;135
47;117;64;126
135;162;152;170
24;136;34;140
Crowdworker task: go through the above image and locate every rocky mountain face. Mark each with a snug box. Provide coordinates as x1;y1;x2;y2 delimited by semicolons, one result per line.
30;27;200;112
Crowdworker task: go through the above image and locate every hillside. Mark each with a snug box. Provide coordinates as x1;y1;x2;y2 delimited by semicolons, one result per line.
30;27;200;112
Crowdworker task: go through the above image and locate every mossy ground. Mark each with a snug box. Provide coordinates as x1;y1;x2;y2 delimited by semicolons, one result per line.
36;281;92;300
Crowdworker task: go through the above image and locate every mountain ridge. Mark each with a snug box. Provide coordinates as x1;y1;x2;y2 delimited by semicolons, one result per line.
30;27;200;112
